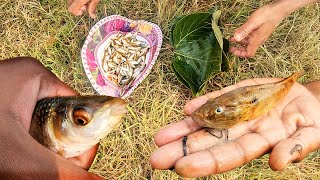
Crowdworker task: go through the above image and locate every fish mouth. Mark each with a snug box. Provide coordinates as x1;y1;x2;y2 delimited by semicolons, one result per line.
108;97;127;115
191;113;205;127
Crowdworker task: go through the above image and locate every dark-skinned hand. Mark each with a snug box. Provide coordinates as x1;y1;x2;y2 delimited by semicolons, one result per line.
0;57;103;179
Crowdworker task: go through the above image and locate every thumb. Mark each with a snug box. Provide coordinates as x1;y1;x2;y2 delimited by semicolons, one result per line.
68;144;99;170
269;127;320;171
233;17;260;42
37;72;79;101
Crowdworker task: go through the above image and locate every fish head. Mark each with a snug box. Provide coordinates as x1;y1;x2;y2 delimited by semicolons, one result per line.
49;96;127;157
191;99;250;129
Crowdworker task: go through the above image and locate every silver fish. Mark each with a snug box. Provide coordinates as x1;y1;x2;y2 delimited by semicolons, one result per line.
29;96;127;158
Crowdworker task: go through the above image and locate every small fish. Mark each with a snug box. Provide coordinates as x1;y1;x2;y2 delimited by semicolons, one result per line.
124;32;133;38
29;96;127;158
191;71;304;131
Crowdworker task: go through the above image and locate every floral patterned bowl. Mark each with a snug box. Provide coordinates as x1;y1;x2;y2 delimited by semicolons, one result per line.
81;15;163;98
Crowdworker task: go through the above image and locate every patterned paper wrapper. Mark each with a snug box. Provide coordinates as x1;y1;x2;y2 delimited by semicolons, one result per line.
81;15;163;98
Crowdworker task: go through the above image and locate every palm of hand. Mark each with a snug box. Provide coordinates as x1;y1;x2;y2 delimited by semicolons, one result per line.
150;78;320;177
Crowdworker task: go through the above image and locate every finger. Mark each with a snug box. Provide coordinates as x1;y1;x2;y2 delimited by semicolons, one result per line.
232;50;247;58
154;117;201;147
38;74;78;100
233;17;260;41
68;144;99;170
269;127;320;171
229;47;248;57
229;37;249;45
68;0;90;16
67;0;74;6
88;0;100;19
174;132;272;177
184;96;210;115
80;5;87;11
22;77;78;131
150;122;254;170
245;23;275;57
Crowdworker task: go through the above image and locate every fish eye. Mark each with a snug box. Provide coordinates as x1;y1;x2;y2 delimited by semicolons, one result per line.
73;107;90;126
215;106;224;114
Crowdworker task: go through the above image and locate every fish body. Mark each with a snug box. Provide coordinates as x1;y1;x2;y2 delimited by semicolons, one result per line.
191;71;304;130
30;96;127;158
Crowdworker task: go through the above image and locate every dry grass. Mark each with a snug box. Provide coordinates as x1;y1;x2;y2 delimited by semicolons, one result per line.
1;0;320;179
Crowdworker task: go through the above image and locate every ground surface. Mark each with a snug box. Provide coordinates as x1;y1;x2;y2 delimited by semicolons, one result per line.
0;0;320;179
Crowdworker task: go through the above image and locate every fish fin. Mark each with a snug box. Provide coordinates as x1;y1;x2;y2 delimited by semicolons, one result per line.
285;70;305;82
227;97;258;107
58;149;66;157
205;128;228;140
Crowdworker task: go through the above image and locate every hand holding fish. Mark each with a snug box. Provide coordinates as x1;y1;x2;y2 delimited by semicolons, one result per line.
150;76;320;178
230;0;318;58
0;58;103;179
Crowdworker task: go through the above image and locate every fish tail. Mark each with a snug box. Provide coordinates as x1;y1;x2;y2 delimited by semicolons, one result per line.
286;70;305;82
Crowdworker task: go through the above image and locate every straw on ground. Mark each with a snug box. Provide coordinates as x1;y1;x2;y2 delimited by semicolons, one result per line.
0;0;319;179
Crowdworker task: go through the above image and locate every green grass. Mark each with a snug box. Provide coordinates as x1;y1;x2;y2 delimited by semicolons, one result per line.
1;0;320;179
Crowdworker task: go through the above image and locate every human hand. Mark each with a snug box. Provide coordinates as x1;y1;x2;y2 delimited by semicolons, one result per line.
0;57;103;179
67;0;100;19
150;77;320;177
229;3;286;58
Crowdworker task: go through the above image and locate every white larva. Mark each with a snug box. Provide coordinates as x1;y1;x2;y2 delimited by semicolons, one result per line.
101;32;150;86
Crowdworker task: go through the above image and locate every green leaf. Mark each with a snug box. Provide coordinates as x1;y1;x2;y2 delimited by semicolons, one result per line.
171;10;227;96
169;15;186;46
171;62;190;88
172;59;199;95
211;10;223;49
172;12;213;48
173;34;221;96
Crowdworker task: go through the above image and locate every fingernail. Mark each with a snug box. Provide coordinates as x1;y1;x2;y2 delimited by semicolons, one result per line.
234;34;242;41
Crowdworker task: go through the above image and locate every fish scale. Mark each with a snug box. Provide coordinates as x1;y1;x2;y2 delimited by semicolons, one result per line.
30;97;62;148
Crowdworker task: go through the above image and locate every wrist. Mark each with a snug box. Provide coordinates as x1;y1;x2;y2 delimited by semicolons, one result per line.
271;0;318;18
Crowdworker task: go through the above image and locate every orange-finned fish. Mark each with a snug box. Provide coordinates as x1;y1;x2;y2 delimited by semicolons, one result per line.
191;71;304;131
29;96;127;158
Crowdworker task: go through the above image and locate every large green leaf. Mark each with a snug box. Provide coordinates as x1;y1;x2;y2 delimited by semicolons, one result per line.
172;12;213;48
169;15;186;46
171;62;190;88
171;10;227;96
173;33;221;96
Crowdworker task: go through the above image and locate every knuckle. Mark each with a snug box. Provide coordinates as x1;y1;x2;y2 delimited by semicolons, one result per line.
234;141;248;163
